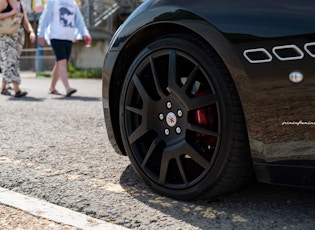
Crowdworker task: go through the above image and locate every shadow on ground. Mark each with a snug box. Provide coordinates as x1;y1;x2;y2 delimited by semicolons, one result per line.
119;165;315;229
54;96;101;102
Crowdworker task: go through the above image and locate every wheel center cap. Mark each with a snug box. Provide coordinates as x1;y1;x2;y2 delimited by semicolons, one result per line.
166;112;177;127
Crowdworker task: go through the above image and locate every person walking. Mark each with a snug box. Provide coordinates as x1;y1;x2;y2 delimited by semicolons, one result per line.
0;0;36;97
37;0;91;96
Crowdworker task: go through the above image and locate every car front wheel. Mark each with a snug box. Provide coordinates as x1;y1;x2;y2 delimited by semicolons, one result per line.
119;34;253;200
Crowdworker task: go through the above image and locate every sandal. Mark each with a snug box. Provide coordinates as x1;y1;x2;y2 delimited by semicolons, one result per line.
66;88;77;97
15;90;27;98
50;89;62;95
1;89;11;96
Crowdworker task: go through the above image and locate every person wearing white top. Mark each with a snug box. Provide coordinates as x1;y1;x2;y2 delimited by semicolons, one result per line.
37;0;91;96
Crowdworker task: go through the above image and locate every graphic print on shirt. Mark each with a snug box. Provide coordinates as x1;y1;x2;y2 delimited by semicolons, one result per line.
59;6;75;28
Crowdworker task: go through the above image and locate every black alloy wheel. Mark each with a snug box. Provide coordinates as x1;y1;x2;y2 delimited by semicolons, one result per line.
119;34;252;200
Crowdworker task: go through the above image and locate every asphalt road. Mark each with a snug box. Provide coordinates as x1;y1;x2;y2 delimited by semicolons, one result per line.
0;74;314;229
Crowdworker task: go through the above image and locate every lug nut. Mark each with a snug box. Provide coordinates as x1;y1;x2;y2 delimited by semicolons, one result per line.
176;127;181;134
177;110;183;117
159;113;164;120
164;129;170;136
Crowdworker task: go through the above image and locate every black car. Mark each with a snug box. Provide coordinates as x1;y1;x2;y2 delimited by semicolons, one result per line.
102;0;315;200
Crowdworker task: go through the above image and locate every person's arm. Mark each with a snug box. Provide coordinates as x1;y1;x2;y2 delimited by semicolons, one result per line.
21;4;36;43
37;0;54;45
0;11;17;19
0;2;19;20
74;6;91;44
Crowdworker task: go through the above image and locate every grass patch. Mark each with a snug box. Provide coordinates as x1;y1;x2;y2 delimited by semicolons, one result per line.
36;63;102;79
36;72;51;78
68;63;102;79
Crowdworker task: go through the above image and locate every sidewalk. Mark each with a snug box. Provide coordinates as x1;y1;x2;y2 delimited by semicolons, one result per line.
0;188;127;230
0;203;76;230
20;70;43;78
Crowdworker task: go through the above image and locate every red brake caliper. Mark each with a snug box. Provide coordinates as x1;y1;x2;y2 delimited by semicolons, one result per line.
194;90;217;149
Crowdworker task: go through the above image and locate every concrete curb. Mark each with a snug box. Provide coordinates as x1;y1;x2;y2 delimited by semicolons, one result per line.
0;187;128;230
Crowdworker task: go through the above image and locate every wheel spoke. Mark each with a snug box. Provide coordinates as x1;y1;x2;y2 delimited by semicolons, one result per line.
125;105;142;115
186;94;218;111
176;156;188;185
182;65;199;92
141;137;160;168
180;142;210;170
150;56;165;98
159;153;170;185
133;74;150;103
128;124;146;144
168;50;177;89
159;140;210;185
187;123;219;137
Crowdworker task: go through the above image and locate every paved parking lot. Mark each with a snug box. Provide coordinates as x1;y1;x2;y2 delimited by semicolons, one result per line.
0;73;314;229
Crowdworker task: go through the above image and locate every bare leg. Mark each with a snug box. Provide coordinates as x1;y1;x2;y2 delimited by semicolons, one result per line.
13;82;20;92
1;82;6;91
57;59;71;92
50;62;59;91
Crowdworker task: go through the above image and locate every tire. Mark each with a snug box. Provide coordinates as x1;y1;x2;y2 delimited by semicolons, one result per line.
119;34;253;200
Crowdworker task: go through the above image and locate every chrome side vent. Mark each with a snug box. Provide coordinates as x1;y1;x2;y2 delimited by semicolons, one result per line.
272;45;304;61
304;42;315;58
243;48;272;63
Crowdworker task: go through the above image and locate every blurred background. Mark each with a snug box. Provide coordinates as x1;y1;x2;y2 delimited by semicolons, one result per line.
20;0;145;72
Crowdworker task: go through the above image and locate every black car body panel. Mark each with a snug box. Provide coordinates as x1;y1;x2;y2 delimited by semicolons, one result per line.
103;0;315;191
